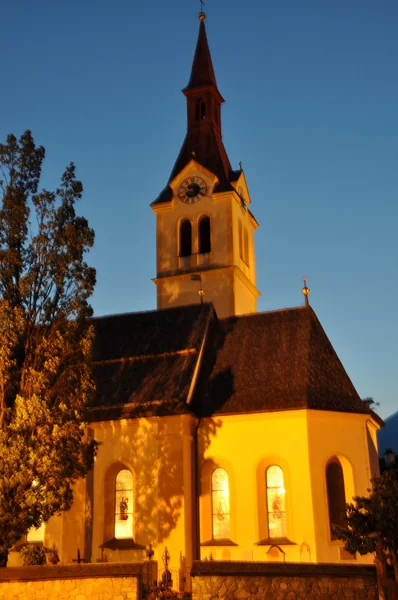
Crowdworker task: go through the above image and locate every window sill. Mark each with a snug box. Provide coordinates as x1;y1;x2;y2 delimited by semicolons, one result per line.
256;537;296;546
201;539;238;547
99;538;145;550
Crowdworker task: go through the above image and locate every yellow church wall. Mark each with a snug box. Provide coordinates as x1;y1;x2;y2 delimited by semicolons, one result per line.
306;410;379;564
198;409;378;565
230;194;257;287
198;410;317;563
232;269;258;315
86;414;197;577
59;477;88;564
7;482;87;567
156;267;235;318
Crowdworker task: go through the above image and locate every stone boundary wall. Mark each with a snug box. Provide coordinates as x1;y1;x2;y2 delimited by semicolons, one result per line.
191;561;378;600
0;562;141;600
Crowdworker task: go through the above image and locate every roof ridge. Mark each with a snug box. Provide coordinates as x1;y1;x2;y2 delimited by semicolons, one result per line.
93;347;198;365
92;303;211;321
220;304;308;322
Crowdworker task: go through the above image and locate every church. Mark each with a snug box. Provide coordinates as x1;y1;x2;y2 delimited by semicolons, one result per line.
12;10;382;585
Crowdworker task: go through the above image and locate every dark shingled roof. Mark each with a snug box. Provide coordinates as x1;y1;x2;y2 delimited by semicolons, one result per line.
184;20;219;92
166;124;234;193
192;306;375;418
90;304;213;421
89;303;380;425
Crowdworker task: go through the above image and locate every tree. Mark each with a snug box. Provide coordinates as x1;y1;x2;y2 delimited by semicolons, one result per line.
362;396;380;409
335;470;398;590
0;131;97;565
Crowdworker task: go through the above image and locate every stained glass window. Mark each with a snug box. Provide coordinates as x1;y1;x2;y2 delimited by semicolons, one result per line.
212;468;230;539
115;469;134;539
266;465;286;539
27;522;44;543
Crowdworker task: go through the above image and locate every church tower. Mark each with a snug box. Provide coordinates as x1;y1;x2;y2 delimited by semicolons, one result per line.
151;12;260;318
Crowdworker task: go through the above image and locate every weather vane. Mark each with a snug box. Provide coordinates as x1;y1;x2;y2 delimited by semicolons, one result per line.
301;277;311;307
200;0;205;10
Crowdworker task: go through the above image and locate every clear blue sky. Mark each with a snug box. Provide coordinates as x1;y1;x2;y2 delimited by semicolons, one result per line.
1;0;397;419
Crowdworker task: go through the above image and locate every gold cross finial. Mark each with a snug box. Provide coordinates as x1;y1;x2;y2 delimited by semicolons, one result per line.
301;277;311;307
199;0;206;20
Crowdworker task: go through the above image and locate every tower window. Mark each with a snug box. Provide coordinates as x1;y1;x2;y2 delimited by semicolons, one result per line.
212;468;230;539
179;219;192;257
195;98;206;120
198;215;211;254
239;221;243;260
326;459;346;540
243;228;249;266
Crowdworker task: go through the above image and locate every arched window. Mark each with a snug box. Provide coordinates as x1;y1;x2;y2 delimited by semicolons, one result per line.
179;219;192;257
243;228;249;265
198;216;211;254
115;469;134;539
239;221;243;260
211;468;230;539
266;465;286;539
195;99;206;121
326;459;346;540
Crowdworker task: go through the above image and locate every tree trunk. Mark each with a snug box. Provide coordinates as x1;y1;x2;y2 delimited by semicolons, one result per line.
375;540;388;600
392;551;398;585
0;546;8;567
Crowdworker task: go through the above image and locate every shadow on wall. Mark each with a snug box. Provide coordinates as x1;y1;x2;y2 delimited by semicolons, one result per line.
87;412;226;562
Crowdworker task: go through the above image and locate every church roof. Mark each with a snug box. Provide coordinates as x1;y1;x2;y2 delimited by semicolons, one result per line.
89;303;380;424
166;125;234;192
90;303;213;421
193;306;377;419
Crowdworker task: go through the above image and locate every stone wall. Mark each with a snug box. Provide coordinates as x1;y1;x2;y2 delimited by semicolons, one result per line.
191;561;378;600
0;563;140;600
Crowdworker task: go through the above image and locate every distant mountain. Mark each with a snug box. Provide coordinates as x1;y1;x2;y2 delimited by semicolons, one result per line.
378;410;398;456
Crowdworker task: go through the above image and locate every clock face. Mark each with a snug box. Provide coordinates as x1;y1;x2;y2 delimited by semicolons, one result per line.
178;176;207;204
238;186;247;214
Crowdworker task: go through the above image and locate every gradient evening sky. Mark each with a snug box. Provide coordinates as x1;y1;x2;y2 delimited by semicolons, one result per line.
1;1;397;419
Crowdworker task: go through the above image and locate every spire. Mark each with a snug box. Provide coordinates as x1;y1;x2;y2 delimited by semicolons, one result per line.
184;15;219;93
152;12;241;206
167;14;236;190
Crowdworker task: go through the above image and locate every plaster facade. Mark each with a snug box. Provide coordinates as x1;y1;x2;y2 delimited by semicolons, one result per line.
198;410;378;565
153;162;259;319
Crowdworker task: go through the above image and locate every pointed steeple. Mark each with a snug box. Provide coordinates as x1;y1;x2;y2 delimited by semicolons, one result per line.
184;17;219;93
152;13;241;206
